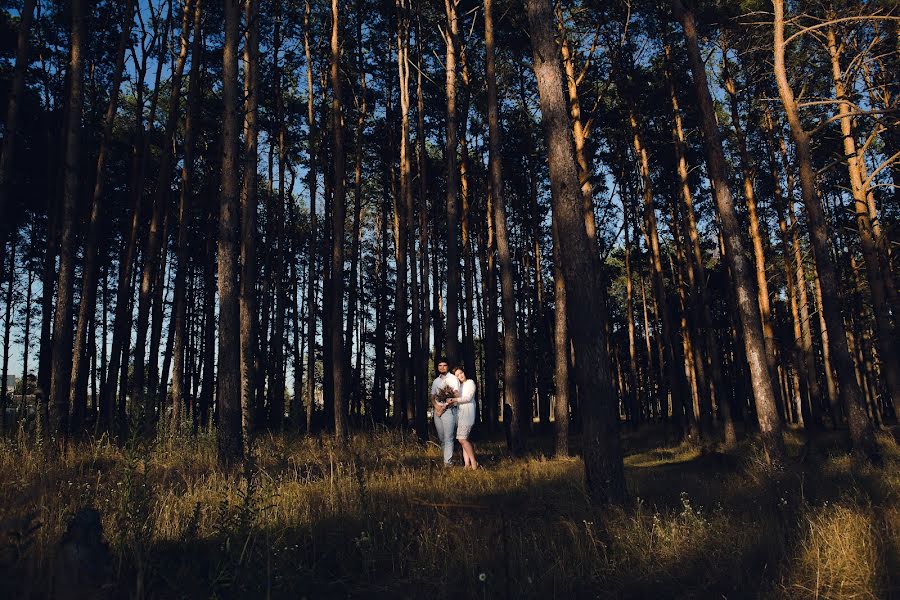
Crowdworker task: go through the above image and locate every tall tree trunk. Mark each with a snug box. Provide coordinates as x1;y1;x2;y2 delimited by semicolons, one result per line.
443;0;461;365
0;0;36;248
133;0;191;433
329;0;347;439
171;0;204;434
1;240;16;435
69;0;135;433
772;0;879;462
49;0;87;443
415;0;430;440
484;0;525;454
720;48;782;419
826;26;899;416
672;0;785;462
526;0;625;503
217;0;244;464
304;0;318;433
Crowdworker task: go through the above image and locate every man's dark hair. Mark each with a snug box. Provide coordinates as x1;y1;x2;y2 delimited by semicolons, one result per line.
437;358;448;365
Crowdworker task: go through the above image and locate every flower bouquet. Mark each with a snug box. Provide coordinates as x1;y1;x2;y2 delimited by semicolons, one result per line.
434;384;457;418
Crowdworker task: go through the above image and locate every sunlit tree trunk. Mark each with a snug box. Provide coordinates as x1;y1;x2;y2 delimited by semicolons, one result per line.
773;0;879;462
826;26;899;416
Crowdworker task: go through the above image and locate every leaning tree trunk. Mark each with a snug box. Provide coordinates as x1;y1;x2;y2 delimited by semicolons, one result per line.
48;0;87;443
525;0;625;504
217;0;245;464
484;0;525;454
672;0;785;464
772;0;879;463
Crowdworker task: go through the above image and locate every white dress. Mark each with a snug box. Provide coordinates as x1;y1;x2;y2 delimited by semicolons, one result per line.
455;379;477;440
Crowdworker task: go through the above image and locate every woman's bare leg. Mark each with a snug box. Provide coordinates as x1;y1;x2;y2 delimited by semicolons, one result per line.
459;439;477;469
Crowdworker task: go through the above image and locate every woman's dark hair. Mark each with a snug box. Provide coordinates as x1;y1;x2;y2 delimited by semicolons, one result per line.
452;365;465;376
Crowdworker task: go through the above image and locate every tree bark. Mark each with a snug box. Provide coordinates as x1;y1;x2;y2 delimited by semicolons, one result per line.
217;0;244;464
484;0;525;454
49;0;87;443
526;0;625;503
171;0;204;434
329;0;348;439
69;0;136;433
772;0;879;462
443;0;461;365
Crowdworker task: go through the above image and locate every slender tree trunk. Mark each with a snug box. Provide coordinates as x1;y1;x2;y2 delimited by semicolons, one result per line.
303;0;318;433
526;0;625;503
1;241;16;435
217;0;244;464
672;0;785;462
330;0;348;439
0;0;37;244
772;0;879;462
49;0;87;443
443;0;461;365
826;26;899;416
68;0;136;433
721;49;782;419
133;1;190;434
171;0;204;434
484;0;525;453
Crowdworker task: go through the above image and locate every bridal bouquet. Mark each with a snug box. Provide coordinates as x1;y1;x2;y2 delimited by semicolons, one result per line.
434;384;456;417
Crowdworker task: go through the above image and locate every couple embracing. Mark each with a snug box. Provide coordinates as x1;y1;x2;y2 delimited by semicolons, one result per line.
430;359;478;469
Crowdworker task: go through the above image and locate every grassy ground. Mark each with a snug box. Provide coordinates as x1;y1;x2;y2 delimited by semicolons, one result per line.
0;424;897;599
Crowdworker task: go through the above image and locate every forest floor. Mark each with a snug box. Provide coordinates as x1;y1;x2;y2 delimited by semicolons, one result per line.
0;423;897;599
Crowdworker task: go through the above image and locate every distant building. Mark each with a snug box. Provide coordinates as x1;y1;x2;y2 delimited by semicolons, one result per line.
3;375;15;393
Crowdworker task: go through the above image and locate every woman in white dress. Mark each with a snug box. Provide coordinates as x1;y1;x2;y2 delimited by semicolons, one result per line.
448;366;478;470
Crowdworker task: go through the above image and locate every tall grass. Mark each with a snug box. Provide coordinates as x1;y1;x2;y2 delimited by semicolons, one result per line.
0;425;896;598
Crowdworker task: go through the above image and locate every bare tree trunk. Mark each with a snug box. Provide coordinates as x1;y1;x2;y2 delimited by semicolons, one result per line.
526;0;624;503
133;0;190;434
484;0;524;454
443;0;461;365
720;48;782;418
217;0;244;464
1;240;16;435
415;0;430;440
329;0;347;439
672;0;785;463
826;26;899;416
772;0;879;462
49;0;87;443
69;0;135;433
303;0;318;433
0;0;37;244
171;0;204;434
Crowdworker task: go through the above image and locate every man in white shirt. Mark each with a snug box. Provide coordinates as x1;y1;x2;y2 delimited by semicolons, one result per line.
430;359;460;465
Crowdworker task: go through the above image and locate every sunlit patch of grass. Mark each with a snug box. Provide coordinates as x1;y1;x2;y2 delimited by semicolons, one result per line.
0;425;896;598
783;502;887;599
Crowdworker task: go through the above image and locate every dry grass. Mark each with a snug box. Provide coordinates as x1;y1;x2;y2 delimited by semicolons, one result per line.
0;424;897;599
